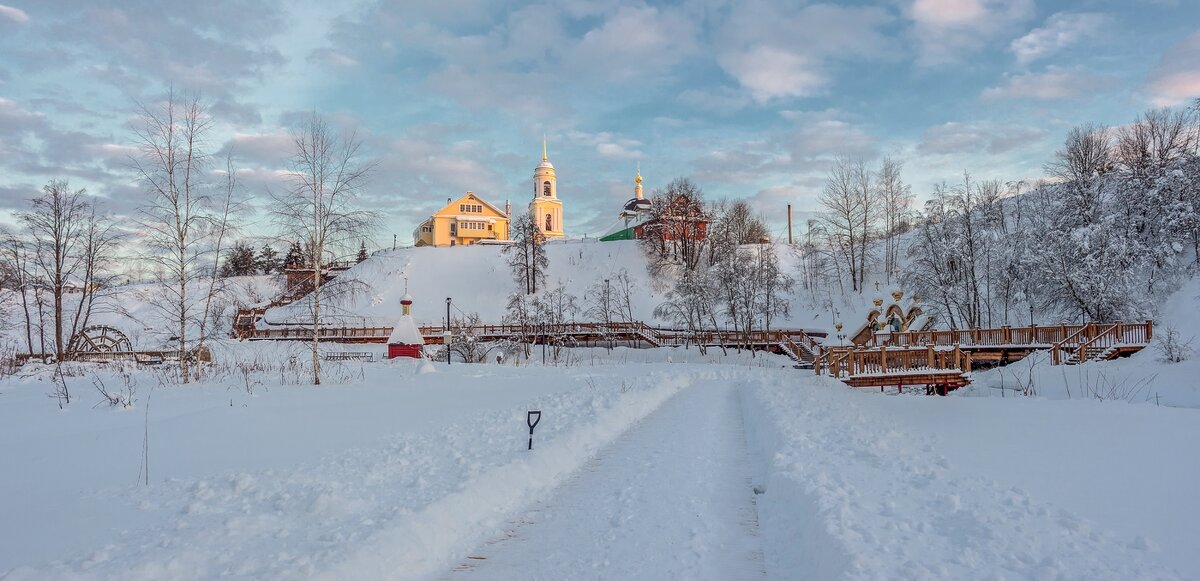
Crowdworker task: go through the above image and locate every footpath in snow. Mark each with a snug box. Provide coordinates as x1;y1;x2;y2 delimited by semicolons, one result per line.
2;354;1197;579
444;380;764;580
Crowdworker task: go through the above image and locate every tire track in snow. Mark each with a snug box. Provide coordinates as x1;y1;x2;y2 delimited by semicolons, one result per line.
443;381;765;580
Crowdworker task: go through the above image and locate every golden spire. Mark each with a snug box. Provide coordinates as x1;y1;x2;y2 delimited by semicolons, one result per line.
542;134;548;161
635;162;642;184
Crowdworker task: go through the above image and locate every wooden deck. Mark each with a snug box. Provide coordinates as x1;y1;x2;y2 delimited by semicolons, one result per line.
816;321;1153;394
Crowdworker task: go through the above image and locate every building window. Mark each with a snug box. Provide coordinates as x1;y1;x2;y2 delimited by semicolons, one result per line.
545;213;552;231
543;181;551;197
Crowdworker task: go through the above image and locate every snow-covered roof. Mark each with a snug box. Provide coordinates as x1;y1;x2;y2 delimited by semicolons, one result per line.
387;314;425;345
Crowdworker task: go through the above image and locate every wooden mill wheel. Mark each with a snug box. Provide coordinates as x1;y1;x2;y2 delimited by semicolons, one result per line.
75;325;134;357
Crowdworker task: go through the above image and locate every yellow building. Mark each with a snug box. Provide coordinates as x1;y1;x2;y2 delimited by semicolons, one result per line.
413;191;511;247
530;139;565;239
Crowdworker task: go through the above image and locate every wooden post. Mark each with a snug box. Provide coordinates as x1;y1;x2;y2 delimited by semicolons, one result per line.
1146;319;1153;341
880;345;888;372
1029;323;1038;345
1051;345;1060;365
1002;326;1011;344
926;343;934;369
1115;320;1124;343
953;345;961;370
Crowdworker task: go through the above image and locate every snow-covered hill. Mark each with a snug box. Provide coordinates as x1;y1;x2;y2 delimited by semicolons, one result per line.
262;239;840;332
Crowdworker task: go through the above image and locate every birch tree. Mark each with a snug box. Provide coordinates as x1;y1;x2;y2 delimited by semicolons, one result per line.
134;91;239;382
272;112;377;385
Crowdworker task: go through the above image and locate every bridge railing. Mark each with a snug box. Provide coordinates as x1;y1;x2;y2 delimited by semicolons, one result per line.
815;345;970;378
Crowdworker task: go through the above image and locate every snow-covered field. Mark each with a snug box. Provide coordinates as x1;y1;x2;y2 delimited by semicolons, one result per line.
2;344;1197;580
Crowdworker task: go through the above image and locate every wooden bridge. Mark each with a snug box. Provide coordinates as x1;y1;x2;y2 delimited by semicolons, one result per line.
232;276;1153;394
232;320;824;365
815;321;1153;394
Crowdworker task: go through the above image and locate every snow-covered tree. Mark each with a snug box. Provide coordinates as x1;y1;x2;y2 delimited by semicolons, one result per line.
505;211;548;295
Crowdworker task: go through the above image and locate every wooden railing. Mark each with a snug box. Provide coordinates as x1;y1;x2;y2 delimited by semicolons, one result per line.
873;321;1152;352
815;344;970;378
1050;321;1153;364
235;320;822;359
818;320;1153;379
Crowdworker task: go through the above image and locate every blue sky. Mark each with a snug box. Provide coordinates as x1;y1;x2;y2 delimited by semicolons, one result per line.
1;0;1198;247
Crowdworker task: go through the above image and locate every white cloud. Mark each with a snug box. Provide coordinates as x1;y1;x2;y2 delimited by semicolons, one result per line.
568;131;644;160
918;122;1048;155
715;1;895;102
307;48;359;69
903;0;1035;66
718;46;826;102
1011;13;1107;65
982;67;1119;101
1145;32;1200;107
569;5;697;82
909;0;986;27
0;4;29;23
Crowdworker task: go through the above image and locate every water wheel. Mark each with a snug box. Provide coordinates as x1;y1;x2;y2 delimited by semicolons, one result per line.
74;326;134;361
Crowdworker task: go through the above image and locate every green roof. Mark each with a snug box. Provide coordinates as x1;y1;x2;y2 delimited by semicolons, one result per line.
600;226;636;242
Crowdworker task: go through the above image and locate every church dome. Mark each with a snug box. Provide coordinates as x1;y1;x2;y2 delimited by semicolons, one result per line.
623;197;652;213
537;159;555;171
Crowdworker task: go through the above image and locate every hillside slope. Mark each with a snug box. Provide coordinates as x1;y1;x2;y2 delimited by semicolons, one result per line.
261;239;834;331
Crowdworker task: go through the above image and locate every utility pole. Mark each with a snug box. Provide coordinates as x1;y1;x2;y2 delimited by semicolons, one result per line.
445;297;452;365
393;234;397;251
787;204;793;245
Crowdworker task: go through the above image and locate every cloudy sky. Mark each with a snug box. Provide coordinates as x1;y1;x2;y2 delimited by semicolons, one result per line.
1;0;1198;246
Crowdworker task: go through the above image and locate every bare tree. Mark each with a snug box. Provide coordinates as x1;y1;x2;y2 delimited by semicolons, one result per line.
134;91;236;382
876;157;913;284
819;157;874;292
194;155;242;364
272;112;378;385
639;178;709;274
0;232;35;354
505;211;548;295
21;180;88;359
1046;124;1112;184
19;180;118;360
1116;108;1198;178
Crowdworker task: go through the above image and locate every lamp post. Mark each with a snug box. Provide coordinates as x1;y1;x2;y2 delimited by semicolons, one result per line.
445;297;452;365
604;278;611;349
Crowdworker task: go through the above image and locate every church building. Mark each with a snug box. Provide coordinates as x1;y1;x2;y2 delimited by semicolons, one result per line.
529;139;565;240
601;167;653;241
413;142;567;246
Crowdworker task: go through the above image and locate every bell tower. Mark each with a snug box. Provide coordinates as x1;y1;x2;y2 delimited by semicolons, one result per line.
529;136;564;239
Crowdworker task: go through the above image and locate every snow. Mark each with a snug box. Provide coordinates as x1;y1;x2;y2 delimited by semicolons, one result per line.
259;240;837;333
386;313;424;346
2;347;1197;579
444;381;763;580
962;274;1200;407
744;376;1194;579
0;274;283;351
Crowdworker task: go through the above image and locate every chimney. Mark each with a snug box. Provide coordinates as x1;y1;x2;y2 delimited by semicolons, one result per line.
505;199;511;217
447;197;452;206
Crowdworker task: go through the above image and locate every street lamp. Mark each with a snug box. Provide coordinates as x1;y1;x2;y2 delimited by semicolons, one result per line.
445;297;452;365
604;278;612;349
